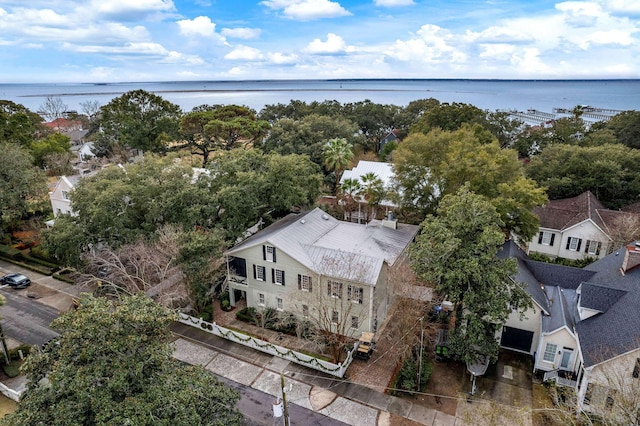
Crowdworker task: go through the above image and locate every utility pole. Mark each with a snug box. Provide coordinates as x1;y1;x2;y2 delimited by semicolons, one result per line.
280;373;290;426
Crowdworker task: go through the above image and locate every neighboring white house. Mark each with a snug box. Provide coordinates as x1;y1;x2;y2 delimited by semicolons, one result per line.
49;175;82;218
526;191;640;261
224;207;419;336
500;240;640;418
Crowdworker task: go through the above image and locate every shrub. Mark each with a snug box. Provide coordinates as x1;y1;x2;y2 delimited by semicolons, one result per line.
7;344;31;361
0;245;22;259
236;307;258;324
2;362;21;378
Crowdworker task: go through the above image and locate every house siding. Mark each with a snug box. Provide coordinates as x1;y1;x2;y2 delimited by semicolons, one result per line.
528;221;608;261
535;328;579;372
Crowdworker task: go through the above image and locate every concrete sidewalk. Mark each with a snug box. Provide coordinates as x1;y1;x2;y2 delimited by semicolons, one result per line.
171;322;459;426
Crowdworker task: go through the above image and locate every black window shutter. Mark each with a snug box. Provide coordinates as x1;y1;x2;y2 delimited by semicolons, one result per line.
253;265;256;279
281;271;285;286
550;234;555;246
298;274;302;290
596;242;601;255
273;248;277;263
538;232;543;244
566;239;571;250
576;239;582;252
327;282;331;296
262;245;266;261
271;269;275;283
585;240;591;253
309;277;313;293
339;282;343;298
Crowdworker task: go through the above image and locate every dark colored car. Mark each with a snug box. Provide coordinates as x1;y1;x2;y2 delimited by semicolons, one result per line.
0;273;32;289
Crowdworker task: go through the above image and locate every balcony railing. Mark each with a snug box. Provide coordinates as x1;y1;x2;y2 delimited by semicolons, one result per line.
543;369;578;388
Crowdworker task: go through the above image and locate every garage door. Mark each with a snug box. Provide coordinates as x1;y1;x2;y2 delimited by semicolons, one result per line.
500;327;534;353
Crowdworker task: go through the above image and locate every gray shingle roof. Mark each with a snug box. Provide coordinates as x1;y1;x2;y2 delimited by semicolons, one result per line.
579;283;627;312
499;241;550;314
225;208;419;285
542;286;578;334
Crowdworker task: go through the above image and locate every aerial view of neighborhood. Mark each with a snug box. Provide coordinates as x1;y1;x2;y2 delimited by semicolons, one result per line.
1;1;639;426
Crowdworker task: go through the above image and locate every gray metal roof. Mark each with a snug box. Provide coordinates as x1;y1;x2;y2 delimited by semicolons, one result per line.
225;208;419;285
542;286;578;334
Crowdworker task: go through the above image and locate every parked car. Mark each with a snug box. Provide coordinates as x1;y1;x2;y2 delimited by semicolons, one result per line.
0;273;32;289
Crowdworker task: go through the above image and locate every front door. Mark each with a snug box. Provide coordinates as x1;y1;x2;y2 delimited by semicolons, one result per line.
560;348;573;369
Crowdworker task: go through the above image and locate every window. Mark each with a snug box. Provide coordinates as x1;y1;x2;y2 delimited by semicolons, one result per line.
584;383;593;406
633;358;640;379
351;316;359;329
264;245;276;262
298;274;312;292
302;305;309;317
276;297;283;311
254;265;266;281
273;269;285;285
605;390;616;411
258;293;265;305
328;281;343;299
566;237;582;252
538;231;555;246
347;285;363;304
62;191;70;200
332;310;339;324
543;343;557;362
585;240;602;256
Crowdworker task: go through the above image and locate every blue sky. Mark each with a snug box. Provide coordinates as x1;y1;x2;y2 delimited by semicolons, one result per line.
0;0;638;82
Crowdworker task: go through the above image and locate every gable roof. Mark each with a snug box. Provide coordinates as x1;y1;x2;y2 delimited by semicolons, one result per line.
579;282;627;312
225;208;419;285
535;191;640;238
542;285;578;334
499;240;550;314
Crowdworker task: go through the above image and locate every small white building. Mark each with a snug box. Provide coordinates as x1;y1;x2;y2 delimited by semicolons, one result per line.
49;175;81;217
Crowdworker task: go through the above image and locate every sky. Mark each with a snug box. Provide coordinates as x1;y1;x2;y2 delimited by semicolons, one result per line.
0;0;638;83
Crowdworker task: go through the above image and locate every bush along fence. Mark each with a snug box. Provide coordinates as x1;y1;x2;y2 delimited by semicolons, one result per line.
177;312;357;378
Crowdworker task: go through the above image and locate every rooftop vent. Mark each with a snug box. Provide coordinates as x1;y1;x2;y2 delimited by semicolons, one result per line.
322;214;330;220
300;219;306;224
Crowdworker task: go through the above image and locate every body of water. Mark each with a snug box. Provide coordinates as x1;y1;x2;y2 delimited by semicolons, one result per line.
0;79;638;115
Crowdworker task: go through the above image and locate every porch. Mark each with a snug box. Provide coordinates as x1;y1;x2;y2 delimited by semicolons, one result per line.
543;369;578;388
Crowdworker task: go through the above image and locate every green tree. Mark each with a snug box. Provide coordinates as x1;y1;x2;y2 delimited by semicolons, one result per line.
323;137;354;193
410;102;487;134
180;105;270;167
261;114;362;167
1;293;241;426
393;124;546;241
359;172;385;221
0;100;43;146
343;100;400;152
29;132;71;168
603;110;640;149
337;177;362;222
0;143;48;230
408;187;531;363
98;89;182;152
526;143;640;209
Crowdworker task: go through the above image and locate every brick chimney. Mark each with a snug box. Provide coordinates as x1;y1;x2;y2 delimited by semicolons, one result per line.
621;242;640;273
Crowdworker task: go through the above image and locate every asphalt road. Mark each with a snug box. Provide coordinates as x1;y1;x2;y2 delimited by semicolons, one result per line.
0;288;59;347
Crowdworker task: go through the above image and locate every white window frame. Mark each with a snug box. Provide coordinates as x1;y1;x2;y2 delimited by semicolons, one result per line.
543;343;557;362
328;281;342;299
274;269;284;285
351;315;359;329
276;297;283;311
265;245;275;262
62;191;70;200
331;310;339;324
587;240;600;255
348;285;363;304
256;265;266;281
568;237;579;251
258;293;265;306
300;275;312;291
541;231;552;245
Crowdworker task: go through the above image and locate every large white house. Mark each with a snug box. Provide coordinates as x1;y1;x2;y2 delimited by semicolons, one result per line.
501;240;640;421
527;191;640;261
224;208;419;336
49;175;81;218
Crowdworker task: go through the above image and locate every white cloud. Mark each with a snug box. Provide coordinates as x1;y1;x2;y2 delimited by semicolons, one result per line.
374;0;414;6
177;16;216;37
556;1;601;27
221;27;261;39
510;48;551;74
260;0;352;21
471;26;534;44
478;43;516;60
598;0;640;16
267;52;298;64
62;41;203;64
385;24;466;64
304;33;353;54
580;29;635;48
224;45;264;61
88;0;175;21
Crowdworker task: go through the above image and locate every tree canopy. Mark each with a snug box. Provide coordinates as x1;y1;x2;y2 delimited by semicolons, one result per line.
408;187;531;363
180;105;270;167
0;100;43;146
0;143;48;229
526;143;640;209
98;89;182;153
393;124;546;241
1;294;241;426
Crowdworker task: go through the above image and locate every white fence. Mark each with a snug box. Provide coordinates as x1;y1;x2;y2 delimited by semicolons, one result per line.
177;313;356;378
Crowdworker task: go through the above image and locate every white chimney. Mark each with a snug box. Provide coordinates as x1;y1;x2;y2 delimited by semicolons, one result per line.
621;242;640;273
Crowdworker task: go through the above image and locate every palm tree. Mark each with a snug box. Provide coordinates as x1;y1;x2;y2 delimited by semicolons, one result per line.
338;178;362;222
359;172;385;221
323;138;354;194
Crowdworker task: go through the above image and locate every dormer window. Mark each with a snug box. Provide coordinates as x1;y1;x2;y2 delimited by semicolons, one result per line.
62;191;70;200
264;245;276;262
